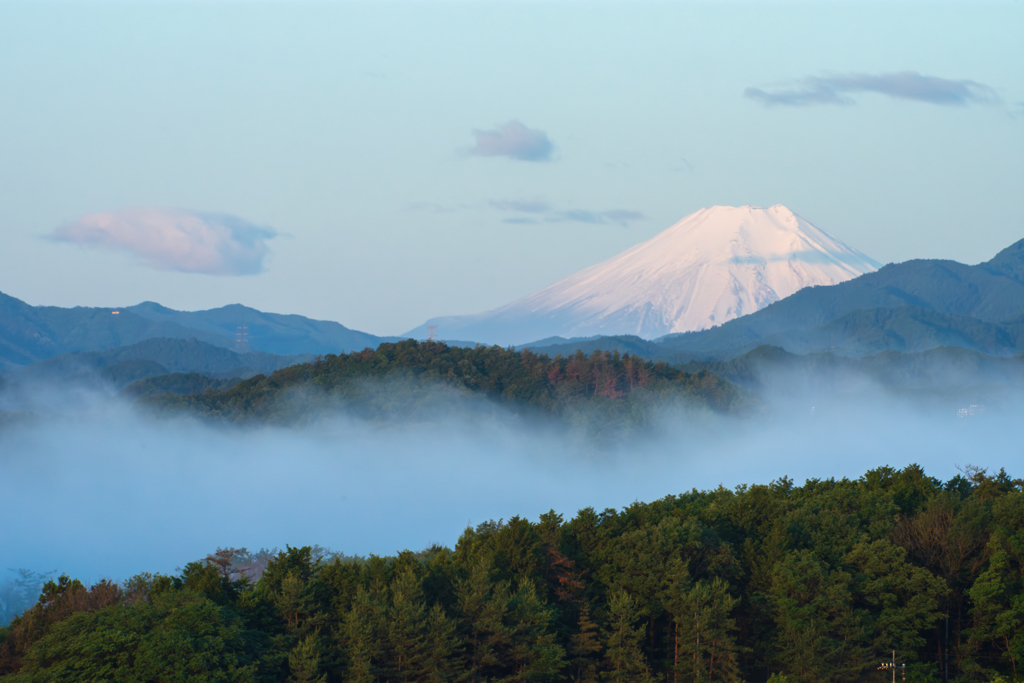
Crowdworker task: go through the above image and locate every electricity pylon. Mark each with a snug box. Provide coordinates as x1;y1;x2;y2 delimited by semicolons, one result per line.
235;325;250;352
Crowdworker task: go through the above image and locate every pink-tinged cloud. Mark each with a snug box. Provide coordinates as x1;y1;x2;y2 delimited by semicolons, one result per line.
51;208;276;276
470;121;554;161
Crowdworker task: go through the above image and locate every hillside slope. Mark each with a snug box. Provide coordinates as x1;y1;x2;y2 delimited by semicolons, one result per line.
0;291;229;369
653;238;1024;358
0;291;393;368
124;302;396;356
146;340;742;432
8;337;311;390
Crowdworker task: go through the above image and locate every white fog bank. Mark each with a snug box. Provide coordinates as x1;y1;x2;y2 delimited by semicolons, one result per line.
1;387;1020;583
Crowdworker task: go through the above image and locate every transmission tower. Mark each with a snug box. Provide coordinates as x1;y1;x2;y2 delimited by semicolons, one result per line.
235;325;250;353
426;325;438;341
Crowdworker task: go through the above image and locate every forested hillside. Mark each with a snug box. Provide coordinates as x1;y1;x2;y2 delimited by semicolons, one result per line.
122;372;244;399
146;340;742;430
1;465;1020;682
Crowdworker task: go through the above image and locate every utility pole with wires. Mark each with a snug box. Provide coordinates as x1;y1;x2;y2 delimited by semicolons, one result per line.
879;651;906;683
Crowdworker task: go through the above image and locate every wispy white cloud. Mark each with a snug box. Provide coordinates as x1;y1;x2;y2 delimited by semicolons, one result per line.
488;199;553;214
598;209;646;226
405;197;644;227
51;208;277;276
745;71;1000;107
490;198;644;227
470;121;554;162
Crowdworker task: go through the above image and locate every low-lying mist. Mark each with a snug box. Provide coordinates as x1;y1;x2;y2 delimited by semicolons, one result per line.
1;370;1020;588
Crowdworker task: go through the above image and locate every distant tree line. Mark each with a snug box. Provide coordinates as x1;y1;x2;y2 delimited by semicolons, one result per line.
145;340;744;433
1;465;1021;682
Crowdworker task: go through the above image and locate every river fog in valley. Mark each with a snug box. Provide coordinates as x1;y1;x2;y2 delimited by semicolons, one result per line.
2;374;1021;588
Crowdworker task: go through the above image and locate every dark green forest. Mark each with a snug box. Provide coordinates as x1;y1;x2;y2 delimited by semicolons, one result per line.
144;340;743;432
2;465;1021;683
124;372;243;399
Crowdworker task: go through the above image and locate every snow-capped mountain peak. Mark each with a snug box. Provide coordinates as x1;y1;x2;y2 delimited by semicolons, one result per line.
408;205;880;346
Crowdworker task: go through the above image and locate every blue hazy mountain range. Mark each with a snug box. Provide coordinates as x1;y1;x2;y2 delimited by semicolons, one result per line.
525;238;1024;360
4;337;312;393
0;293;398;371
1;238;1022;386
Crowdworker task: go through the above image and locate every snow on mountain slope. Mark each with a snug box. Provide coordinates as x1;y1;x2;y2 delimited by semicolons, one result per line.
408;205;880;346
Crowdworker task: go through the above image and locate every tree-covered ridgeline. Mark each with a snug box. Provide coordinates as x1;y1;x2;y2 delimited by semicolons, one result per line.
143;340;743;426
2;466;1021;682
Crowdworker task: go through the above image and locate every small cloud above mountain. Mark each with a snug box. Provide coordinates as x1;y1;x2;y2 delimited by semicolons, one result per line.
469;121;554;162
50;208;276;276
555;209;644;226
488;199;553;214
745;71;1000;107
491;198;644;227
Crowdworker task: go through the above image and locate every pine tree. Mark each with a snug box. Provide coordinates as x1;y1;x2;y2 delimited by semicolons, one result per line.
455;558;512;683
504;580;566;683
386;568;429;683
424;603;467;683
603;591;652;683
661;558;693;683
275;571;318;632
570;606;602;683
673;579;742;683
341;585;386;683
288;631;327;683
768;550;863;682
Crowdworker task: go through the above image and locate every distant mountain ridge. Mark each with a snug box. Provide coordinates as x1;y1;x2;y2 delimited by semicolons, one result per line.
0;291;226;370
407;205;879;345
6;337;311;390
655;239;1024;358
0;292;397;370
123;302;394;356
522;239;1024;359
4;238;1022;375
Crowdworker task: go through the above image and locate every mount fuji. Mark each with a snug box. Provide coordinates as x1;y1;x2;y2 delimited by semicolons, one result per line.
408;205;881;346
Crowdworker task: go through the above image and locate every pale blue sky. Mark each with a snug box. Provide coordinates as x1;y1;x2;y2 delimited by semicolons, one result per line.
0;1;1020;336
